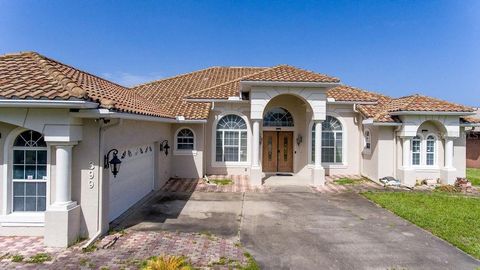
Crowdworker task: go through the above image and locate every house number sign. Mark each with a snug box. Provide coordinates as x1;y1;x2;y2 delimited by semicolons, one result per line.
88;161;95;189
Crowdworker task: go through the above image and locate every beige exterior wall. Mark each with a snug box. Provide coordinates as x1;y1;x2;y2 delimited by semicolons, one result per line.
171;124;205;178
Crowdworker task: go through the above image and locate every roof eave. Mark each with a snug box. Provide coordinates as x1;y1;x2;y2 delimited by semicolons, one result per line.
389;111;475;116
0;99;99;109
362;118;402;126
71;109;207;123
240;80;340;91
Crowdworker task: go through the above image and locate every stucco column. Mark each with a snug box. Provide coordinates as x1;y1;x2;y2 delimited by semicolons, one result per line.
444;137;454;169
402;136;412;168
250;119;262;186
45;142;80;247
51;144;77;209
312;121;325;186
252;120;260;167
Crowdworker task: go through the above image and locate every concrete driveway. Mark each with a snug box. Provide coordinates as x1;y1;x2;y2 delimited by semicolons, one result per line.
116;189;480;270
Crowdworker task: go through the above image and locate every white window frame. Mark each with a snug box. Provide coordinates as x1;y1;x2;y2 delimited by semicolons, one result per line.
411;135;422;166
308;113;348;168
425;134;438;167
1;127;50;226
211;112;251;167
174;127;197;155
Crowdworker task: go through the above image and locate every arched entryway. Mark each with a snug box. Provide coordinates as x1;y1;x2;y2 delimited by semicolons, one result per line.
262;107;295;173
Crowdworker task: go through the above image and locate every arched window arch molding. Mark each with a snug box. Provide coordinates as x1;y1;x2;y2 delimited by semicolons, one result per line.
174;127;197;155
211;111;251;167
308;112;348;168
2;127;51;220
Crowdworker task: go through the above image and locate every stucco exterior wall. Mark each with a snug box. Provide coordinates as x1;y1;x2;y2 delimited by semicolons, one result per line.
206;103;252;175
361;125;379;181
453;128;466;178
171;124;205;178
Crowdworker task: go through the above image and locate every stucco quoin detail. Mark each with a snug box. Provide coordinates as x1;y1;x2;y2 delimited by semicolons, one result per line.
250;87;327;121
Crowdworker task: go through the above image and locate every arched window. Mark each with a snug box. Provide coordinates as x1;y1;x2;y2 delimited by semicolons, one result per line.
426;135;436;166
12;130;47;212
411;135;421;165
312;116;343;163
216;115;247;162
176;128;194;150
263;107;294;127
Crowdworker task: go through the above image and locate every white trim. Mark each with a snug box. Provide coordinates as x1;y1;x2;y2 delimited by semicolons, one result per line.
308;113;348;166
327;100;378;105
211;111;251;167
240;80;340;89
362;118;402;126
174;127;197;155
390;111;475;116
186;98;249;103
71;109;208;123
0;99;98;108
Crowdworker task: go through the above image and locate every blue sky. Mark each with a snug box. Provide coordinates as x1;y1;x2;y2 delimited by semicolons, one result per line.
1;0;479;106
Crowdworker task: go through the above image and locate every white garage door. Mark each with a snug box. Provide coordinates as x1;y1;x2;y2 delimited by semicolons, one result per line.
109;144;154;222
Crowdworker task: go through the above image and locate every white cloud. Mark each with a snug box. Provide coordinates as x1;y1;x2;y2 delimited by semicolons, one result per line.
102;71;165;87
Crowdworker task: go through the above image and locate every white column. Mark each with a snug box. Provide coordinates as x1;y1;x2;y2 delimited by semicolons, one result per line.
250;119;262;186
402;136;411;168
252;120;260;167
312;120;325;186
314;121;322;168
51;144;76;210
444;138;454;168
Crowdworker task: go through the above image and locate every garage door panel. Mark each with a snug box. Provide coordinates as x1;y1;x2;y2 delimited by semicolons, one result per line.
109;144;154;221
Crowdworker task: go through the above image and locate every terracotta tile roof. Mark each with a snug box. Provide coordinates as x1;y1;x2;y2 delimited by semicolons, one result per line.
0;52;172;118
185;65;339;99
357;94;474;123
461;116;480;124
327;85;391;103
132;66;267;119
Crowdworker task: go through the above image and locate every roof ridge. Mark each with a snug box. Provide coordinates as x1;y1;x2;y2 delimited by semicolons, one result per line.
184;65;277;97
29;52;88;99
131;66;220;89
131;66;268;89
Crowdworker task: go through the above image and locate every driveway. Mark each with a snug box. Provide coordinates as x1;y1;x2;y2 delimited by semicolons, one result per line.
118;189;480;270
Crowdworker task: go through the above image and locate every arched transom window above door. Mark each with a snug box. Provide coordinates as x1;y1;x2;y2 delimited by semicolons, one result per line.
12;130;48;212
216;114;248;162
263;107;294;127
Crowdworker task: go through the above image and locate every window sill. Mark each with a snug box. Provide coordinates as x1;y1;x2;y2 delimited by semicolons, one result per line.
211;162;250;168
412;166;440;172
173;150;197;156
308;163;348;169
0;212;45;227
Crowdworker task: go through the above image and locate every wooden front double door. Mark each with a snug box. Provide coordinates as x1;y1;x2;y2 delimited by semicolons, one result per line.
262;131;294;172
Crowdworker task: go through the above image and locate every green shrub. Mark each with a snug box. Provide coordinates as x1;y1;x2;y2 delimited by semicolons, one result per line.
141;255;194;270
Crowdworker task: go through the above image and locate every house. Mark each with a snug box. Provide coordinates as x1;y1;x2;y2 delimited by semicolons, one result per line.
466;108;480;168
0;51;478;247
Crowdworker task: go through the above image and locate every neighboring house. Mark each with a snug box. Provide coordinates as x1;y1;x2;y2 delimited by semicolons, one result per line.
0;51;479;247
466;108;480;168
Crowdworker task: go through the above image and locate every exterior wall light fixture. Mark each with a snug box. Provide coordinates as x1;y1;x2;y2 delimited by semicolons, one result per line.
296;134;303;146
104;149;122;178
159;140;170;156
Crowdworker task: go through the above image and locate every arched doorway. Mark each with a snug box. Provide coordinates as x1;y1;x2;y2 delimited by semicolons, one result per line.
262;107;294;172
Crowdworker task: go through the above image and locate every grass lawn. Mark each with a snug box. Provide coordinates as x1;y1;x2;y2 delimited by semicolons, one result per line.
210;179;233;186
333;178;366;185
363;191;480;259
467;168;480;186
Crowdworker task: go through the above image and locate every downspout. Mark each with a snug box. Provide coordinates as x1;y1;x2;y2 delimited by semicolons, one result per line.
393;125;401;178
82;118;122;249
353;104;364;177
203;122;207;177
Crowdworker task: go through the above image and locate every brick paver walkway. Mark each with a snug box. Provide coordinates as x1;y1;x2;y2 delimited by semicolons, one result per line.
162;174;387;194
0;230;248;269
